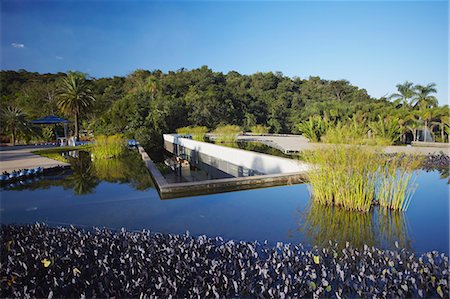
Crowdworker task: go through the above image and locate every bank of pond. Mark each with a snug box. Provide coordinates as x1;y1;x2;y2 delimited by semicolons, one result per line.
0;145;448;256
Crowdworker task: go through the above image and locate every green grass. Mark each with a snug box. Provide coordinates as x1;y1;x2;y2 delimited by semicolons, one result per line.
91;134;126;159
213;125;242;143
32;145;92;162
250;125;269;135
304;145;421;212
176;126;208;141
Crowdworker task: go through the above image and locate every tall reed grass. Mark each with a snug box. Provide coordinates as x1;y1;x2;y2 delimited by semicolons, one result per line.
176;126;208;141
213;125;242;143
304;145;421;212
250;125;269;135
91;134;126;159
376;155;421;211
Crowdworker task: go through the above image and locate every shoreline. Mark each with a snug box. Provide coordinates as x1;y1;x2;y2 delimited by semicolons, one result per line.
2;224;448;298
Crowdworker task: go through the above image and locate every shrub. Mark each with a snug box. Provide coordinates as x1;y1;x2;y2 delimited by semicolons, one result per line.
91;134;126;159
176;126;208;141
296;116;330;142
213;125;242;143
250;125;270;135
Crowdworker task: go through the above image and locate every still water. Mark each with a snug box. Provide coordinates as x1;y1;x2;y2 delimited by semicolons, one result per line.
1;151;448;254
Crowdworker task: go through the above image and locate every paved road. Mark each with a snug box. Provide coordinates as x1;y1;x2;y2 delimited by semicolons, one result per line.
0;146;69;173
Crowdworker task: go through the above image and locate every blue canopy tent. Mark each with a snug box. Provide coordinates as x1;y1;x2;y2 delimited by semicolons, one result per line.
31;115;70;146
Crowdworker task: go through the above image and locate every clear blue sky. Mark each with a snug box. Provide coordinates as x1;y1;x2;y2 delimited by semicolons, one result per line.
1;0;448;104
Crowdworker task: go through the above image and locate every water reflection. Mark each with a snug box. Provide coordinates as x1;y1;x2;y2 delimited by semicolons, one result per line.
299;201;412;250
64;151;98;195
1;150;154;194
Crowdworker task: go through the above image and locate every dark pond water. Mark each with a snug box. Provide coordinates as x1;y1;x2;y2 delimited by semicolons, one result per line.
1;151;448;255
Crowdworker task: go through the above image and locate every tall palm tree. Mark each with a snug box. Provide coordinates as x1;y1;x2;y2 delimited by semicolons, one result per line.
413;83;438;110
390;81;415;110
57;72;95;139
1;106;34;146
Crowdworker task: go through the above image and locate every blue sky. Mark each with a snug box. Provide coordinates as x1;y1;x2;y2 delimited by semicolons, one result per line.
1;0;448;104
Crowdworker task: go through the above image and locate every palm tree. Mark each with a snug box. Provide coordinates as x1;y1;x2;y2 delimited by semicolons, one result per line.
390;81;415;110
1;106;34;146
57;72;95;139
413;83;438;110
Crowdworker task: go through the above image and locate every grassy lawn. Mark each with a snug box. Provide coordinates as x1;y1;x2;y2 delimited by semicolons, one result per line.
32;145;92;162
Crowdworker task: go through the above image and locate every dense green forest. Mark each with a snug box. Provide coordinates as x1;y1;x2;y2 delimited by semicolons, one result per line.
1;67;448;152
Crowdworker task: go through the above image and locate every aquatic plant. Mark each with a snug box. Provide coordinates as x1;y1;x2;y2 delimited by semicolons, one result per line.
304;145;420;212
91;134;126;159
213;125;242;143
250;125;269;135
304;145;379;212
176;126;208;141
376;155;422;211
2;224;448;298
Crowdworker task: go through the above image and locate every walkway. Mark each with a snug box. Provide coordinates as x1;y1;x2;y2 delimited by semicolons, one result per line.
0;146;69;173
238;134;450;155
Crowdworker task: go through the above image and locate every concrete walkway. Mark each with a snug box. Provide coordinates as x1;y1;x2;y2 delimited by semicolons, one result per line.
0;146;69;173
238;134;450;156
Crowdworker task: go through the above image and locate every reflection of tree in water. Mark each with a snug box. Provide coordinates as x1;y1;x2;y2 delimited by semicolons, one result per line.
2;150;153;194
92;152;154;190
64;151;99;195
299;201;412;251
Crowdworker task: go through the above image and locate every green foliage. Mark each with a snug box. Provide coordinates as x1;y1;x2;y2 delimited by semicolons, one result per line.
2;69;449;151
41;126;55;141
296;116;331;142
250;125;270;135
368;118;401;145
304;145;420;213
91;134;126;159
57;71;96;138
1;106;37;145
176;126;208;141
213;124;242;143
376;155;422;212
304;145;379;212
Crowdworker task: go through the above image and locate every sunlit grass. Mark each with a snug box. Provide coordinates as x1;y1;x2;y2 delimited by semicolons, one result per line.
213;125;242;143
91;134;126;159
176;126;208;141
304;145;420;212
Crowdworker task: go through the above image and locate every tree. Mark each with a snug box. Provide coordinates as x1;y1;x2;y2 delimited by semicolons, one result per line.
1;106;34;145
389;81;415;110
413;83;438;110
57;72;96;139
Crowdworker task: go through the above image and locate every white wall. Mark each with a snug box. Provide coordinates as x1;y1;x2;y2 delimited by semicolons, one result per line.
163;134;309;174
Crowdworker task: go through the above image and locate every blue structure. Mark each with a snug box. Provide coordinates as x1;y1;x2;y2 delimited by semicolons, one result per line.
31;115;69;145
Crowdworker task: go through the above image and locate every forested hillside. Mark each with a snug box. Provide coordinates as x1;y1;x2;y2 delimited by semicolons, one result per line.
1;66;447;151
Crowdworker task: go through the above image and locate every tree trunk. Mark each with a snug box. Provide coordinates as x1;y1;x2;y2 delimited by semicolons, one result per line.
74;111;79;140
442;125;445;143
11;127;15;146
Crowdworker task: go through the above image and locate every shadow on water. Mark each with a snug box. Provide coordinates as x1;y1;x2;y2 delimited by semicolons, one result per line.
2;150;154;195
298;201;412;251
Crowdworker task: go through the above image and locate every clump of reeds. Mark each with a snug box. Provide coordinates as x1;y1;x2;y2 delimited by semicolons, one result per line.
213;125;242;143
250;125;269;135
91;134;126;159
304;145;379;212
304;145;420;212
176;126;208;141
376;155;422;212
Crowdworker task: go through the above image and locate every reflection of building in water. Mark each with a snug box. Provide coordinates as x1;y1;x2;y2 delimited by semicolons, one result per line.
298;201;412;250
